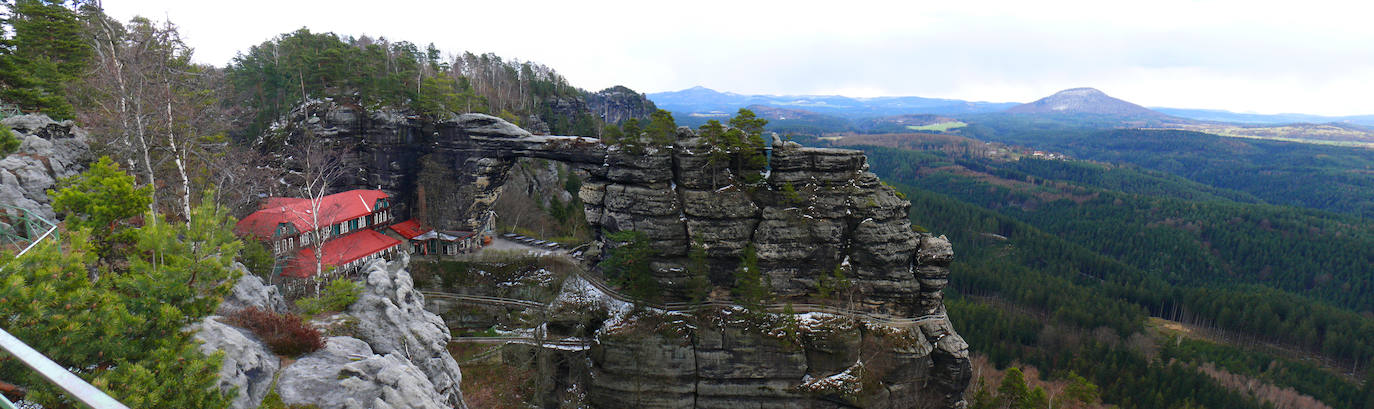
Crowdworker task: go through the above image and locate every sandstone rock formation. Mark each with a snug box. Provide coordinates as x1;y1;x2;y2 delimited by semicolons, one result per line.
217;268;290;315
0;114;90;224
283;101;969;407
275;336;451;409
345;252;466;408
195;258;467;409
584;85;659;125
194;316;280;409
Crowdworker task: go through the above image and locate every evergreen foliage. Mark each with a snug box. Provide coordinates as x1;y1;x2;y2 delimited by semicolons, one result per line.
226;29;597;141
49;156;153;265
1;168;243;408
697;110;769;187
0;0;93;119
645;109;677;146
599;230;659;302
860;145;1374;367
685;240;711;303
295;278;362;317
732;243;770;310
0;123;19;155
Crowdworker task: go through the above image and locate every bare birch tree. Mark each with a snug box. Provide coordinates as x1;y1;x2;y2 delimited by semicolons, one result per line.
290;136;345;294
79;14;229;224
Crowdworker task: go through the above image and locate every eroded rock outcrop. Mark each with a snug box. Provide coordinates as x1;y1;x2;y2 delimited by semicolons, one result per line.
0;114;90;223
283;101;968;407
345;253;466;408
548;275;970;409
196;258;467;409
585;85;658;125
276;336;450;409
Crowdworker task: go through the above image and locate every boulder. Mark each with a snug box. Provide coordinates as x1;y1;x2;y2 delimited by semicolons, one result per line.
193;316;279;409
217;265;289;315
276;336;451;409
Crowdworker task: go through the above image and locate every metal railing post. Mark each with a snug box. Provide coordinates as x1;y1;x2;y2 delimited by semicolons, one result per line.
0;327;130;409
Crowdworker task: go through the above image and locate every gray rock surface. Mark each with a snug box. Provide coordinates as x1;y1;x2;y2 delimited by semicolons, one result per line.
196;256;468;409
193;317;280;409
0;114;89;222
345;254;466;409
276;336;450;409
217;264;290;315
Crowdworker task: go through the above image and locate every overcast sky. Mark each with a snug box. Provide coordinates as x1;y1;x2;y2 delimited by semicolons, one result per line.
103;0;1374;116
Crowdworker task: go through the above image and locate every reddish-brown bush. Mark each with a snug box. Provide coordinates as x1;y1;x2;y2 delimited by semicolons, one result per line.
227;307;325;356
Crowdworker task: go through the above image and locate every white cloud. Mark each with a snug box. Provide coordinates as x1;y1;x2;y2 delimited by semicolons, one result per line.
102;0;1374;116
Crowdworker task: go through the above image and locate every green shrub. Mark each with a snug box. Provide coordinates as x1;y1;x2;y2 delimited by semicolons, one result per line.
295;279;363;316
240;239;276;278
0;125;18;156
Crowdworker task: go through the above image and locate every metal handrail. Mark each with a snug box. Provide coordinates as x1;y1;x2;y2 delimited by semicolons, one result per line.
0;327;129;408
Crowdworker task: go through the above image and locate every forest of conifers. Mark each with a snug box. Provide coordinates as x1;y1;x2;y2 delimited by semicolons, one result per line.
824;125;1374;408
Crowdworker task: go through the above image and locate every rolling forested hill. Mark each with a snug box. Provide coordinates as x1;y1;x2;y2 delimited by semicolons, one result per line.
798;125;1374;408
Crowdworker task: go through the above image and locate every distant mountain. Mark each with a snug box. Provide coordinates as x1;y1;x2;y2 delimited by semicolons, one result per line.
1153;107;1374;127
648;86;1016;119
1006;88;1168;118
744;104;852;133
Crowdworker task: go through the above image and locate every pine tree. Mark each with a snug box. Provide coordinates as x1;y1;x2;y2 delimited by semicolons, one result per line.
698;120;730;189
49;156;154;267
599;230;659;302
998;367;1030;409
0;0;92;118
733;243;770;310
645;109;676;146
602;123;624;145
1;190;241;408
686;240;711;303
618;118;644;153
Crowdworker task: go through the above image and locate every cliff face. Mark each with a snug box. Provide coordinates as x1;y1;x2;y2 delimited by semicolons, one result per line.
544;276;970;409
578;135;952;317
283;101;969;407
0;114;90;223
585;85;659;125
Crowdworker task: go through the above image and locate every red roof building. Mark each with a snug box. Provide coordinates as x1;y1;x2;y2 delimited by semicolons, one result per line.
389;219;485;256
281;230;401;278
236;190;391;240
235;189;398;278
389;219;431;240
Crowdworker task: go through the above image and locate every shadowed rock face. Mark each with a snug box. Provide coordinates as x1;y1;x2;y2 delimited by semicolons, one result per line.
285;101;969;408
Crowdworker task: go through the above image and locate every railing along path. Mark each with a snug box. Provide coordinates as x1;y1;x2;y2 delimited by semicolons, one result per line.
424;269;948;331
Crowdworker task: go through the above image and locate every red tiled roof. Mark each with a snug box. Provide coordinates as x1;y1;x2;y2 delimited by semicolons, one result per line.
236;190;389;240
281;229;401;278
389;219;432;240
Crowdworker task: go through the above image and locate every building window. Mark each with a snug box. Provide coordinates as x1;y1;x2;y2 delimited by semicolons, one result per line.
349;218;359;231
333;224;341;236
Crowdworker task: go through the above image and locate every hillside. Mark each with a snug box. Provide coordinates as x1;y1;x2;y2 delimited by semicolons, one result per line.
847;144;1374;409
1005;87;1170;118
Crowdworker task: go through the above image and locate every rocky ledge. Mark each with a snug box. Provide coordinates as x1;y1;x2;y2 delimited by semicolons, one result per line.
195;257;467;409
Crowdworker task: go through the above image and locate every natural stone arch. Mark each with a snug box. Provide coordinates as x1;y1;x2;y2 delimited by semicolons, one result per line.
282;101;970;407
